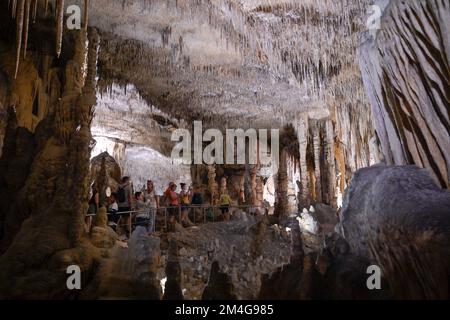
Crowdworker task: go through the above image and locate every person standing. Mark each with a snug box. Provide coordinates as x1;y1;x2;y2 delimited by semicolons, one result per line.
164;182;179;230
179;183;193;227
191;184;204;223
117;176;133;237
143;180;159;233
219;191;232;221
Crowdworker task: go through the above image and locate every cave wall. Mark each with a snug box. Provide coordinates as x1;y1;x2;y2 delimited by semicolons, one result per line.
341;165;450;299
359;0;450;188
0;70;9;156
0;0;102;297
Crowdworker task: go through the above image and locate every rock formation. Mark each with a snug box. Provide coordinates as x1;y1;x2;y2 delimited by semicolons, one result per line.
163;240;184;300
0;0;448;301
202;261;238;300
341;165;450;299
0;2;101;297
359;0;450;188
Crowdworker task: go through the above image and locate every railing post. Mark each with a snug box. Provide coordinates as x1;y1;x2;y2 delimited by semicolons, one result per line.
164;208;167;231
153;208;156;233
128;211;132;235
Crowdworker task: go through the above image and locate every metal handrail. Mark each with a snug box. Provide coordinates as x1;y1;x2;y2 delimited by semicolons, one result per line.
85;204;266;234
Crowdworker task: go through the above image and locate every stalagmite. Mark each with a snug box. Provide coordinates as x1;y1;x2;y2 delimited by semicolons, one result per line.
296;117;310;209
207;165;218;205
312;126;322;203
274;149;288;220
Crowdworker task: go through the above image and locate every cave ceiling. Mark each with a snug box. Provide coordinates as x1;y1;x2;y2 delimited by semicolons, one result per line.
76;0;370;129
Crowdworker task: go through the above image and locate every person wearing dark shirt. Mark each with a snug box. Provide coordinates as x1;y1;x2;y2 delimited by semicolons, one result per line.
191;185;204;223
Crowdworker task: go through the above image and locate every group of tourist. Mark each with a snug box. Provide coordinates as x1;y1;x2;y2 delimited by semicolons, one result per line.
87;176;233;237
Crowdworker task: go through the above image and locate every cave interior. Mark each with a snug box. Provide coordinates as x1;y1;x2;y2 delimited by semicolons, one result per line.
0;0;449;300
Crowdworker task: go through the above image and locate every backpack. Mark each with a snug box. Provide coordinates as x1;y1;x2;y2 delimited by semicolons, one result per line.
117;186;127;203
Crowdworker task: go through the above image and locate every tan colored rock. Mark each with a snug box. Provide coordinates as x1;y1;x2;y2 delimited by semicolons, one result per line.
90;226;118;249
92;207;108;228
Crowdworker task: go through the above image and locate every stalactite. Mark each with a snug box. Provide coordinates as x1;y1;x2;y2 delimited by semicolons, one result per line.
84;0;89;31
296;117;310;209
23;0;31;59
14;0;25;79
12;0;17;19
325;119;337;207
312;126;322;203
32;0;37;22
55;0;64;58
69;27;100;245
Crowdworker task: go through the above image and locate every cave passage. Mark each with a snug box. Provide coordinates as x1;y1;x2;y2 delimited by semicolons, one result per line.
0;0;449;301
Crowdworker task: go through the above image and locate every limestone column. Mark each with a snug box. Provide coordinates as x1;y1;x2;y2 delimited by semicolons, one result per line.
250;164;258;206
274;149;288;220
312;124;322;203
296;117;309;209
207;165;218;205
325;119;337;207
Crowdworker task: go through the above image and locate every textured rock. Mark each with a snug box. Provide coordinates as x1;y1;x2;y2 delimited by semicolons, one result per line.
90;152;122;188
163;240;184;300
0;23;100;298
126;227;161;299
0;110;36;252
359;0;450;188
83;227;161;300
0;0;448;301
92;207;108;228
202;261;237;300
313;204;339;235
0;70;9;156
167;218;292;299
90;226;118;249
258;218;305;299
341;165;450;299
